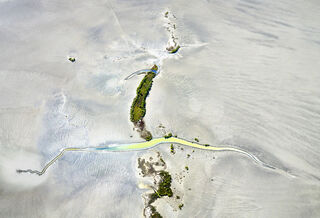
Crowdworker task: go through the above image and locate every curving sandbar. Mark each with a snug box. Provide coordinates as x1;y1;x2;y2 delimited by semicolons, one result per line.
124;69;158;80
16;137;291;177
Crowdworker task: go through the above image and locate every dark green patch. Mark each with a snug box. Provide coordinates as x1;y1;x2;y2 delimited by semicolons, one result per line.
144;131;153;141
148;193;159;204
159;157;165;166
148;170;173;205
68;57;76;62
169;45;180;54
150;205;163;218
170;144;175;154
157;170;173;197
164;133;173;139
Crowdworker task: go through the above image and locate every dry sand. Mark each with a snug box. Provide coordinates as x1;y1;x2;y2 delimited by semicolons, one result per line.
0;0;320;217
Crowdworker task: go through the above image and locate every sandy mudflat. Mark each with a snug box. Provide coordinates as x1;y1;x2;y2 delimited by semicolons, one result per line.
0;0;320;217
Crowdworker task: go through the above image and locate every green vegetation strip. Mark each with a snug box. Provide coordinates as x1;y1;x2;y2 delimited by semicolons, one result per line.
130;65;158;123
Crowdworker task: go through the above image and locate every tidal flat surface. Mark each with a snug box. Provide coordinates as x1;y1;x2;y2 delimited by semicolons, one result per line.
0;0;319;217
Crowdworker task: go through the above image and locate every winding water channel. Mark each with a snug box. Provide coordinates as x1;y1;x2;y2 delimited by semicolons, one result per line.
17;137;292;177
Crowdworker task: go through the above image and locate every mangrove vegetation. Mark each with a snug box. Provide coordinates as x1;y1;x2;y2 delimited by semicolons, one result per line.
130;65;157;123
130;65;158;141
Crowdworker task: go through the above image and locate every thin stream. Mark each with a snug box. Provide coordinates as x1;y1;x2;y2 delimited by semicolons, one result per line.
16;137;294;178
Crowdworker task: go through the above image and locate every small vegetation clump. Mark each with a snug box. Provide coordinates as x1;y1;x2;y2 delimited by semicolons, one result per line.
150;205;163;218
178;204;184;210
149;193;160;204
170;144;175;154
194;138;199;142
68;57;76;62
187;154;190;158
164;133;173;139
185;166;189;171
169;45;180;54
144;131;153;141
176;195;180;199
204;144;210;147
157;170;173;197
160;157;165;165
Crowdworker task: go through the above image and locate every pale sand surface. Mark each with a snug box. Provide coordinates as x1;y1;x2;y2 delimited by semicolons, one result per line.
1;0;320;217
